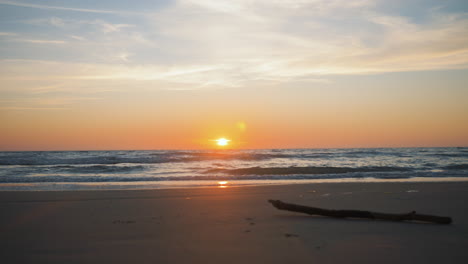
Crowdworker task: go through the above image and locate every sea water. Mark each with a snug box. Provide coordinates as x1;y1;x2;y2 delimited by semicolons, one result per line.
0;148;467;191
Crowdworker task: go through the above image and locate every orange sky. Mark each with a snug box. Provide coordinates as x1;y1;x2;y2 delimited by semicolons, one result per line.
1;73;467;150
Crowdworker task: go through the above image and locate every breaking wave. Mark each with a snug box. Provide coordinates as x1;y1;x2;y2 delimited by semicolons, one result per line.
0;172;414;183
1;148;467;189
204;166;410;175
0;151;291;165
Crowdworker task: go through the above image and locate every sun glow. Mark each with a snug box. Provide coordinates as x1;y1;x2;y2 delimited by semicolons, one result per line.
218;181;229;188
215;138;230;146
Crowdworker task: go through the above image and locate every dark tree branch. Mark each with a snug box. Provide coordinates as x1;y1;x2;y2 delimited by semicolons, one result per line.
268;200;452;224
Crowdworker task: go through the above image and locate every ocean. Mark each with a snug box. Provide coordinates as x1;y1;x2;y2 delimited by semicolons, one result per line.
1;147;467;191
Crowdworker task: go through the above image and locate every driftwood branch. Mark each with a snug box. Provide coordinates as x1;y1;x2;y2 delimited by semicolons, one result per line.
268;200;452;224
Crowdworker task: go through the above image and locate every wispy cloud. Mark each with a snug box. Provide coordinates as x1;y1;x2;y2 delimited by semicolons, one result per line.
69;35;86;41
1;28;67;44
1;0;468;91
145;0;468;77
0;32;17;36
99;22;133;33
0;0;131;14
23;17;135;33
0;93;100;112
14;38;66;44
0;106;68;110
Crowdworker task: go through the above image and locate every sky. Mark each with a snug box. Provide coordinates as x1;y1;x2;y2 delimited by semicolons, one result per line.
0;0;467;150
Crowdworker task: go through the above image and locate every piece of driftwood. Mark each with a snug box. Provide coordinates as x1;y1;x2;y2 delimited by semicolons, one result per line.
268;200;452;224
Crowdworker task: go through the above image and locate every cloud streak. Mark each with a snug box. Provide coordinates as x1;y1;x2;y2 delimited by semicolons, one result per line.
1;0;468;91
151;0;468;76
0;0;131;14
13;38;67;44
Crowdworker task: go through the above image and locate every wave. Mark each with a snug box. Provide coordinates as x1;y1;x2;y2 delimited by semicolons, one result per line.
429;153;468;158
342;150;382;155
2;166;467;184
0;156;161;166
165;152;290;162
443;164;468;170
204;166;411;175
0;151;291;165
51;165;147;173
2;148;467;166
0;173;413;183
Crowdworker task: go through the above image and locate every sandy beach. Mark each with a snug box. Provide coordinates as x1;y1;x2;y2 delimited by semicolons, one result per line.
1;182;468;264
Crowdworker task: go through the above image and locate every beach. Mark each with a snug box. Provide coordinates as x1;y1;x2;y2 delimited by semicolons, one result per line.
1;181;468;263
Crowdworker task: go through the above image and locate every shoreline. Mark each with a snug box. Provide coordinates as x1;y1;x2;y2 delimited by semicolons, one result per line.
1;176;468;192
1;181;468;263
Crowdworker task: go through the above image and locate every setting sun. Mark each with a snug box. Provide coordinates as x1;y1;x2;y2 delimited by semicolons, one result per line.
216;138;230;146
218;181;229;188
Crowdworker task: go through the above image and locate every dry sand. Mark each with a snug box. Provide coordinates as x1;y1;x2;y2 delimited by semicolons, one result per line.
1;182;468;264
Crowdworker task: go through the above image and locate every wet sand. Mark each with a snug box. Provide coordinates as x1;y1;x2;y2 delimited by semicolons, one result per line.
1;182;468;263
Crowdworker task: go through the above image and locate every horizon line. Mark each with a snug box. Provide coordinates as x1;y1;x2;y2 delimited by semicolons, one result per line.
1;146;466;152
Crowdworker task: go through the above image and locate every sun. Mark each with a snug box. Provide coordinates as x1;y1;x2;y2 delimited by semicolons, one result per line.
215;138;230;146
